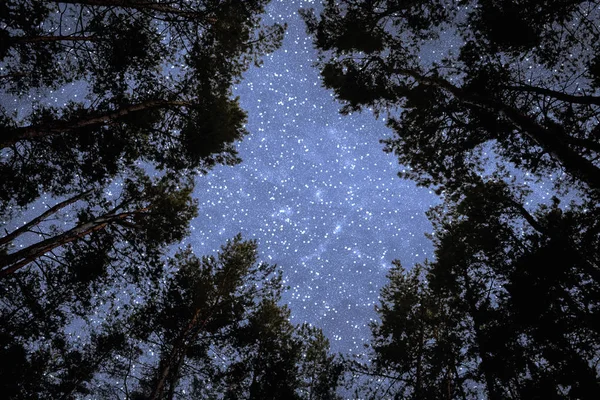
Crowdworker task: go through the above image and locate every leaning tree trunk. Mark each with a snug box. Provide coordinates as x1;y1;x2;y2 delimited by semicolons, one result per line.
398;69;600;193
1;99;190;149
149;308;205;400
0;208;144;278
0;189;92;248
55;0;209;19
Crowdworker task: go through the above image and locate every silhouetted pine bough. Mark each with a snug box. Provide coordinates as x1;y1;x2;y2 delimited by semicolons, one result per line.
0;169;198;279
1;0;285;356
301;0;600;195
349;177;600;399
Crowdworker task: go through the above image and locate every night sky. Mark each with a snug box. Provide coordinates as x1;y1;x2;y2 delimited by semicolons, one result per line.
184;0;438;354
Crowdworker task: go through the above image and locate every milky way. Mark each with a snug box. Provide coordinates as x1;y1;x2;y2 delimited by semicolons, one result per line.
185;0;438;354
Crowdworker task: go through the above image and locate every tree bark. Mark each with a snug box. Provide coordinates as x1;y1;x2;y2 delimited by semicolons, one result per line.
6;35;98;45
462;272;503;400
504;84;600;106
0;189;93;247
1;99;191;149
149;308;204;400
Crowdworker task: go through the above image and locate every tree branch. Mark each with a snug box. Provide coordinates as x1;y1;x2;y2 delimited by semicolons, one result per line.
504;84;600;106
1;99;192;148
0;189;94;247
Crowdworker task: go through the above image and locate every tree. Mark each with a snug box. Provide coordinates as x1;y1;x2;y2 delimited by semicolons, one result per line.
296;324;344;400
1;235;343;399
0;168;196;397
301;0;600;195
0;245;138;399
362;263;469;400
225;305;343;400
1;0;284;94
102;235;343;400
1;0;285;212
363;177;600;399
0;168;197;279
303;6;600;393
0;0;164;94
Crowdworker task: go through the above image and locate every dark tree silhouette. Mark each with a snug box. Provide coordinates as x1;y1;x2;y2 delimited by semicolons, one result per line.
362;177;600;399
303;5;600;395
0;2;349;399
0;250;138;399
301;0;600;194
1;0;285;212
0;236;344;399
101;236;344;400
0;169;197;279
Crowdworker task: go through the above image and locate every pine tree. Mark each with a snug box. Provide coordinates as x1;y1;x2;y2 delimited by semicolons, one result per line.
105;236;343;400
1;0;285;211
301;0;600;194
363;178;600;399
0;168;198;279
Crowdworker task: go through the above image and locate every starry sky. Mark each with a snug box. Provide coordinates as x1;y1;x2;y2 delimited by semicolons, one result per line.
183;0;439;354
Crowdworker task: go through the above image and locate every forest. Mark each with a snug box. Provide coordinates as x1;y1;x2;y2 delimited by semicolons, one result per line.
0;0;599;399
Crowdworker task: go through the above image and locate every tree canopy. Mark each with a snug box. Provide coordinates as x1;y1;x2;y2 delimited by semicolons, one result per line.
361;177;600;399
0;235;344;399
3;1;600;398
1;0;285;212
0;0;284;308
301;0;600;195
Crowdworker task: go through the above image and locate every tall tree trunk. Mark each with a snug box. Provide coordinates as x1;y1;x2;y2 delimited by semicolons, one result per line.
149;308;204;400
165;354;186;400
0;189;93;247
150;349;184;400
150;285;226;399
415;303;425;400
503;84;600;106
396;68;600;192
6;35;98;45
1;99;190;148
462;272;503;400
0;209;143;278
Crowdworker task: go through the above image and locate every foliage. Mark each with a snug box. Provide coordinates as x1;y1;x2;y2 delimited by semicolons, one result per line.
362;178;600;399
302;0;600;195
0;0;285;212
0;235;344;399
0;168;198;279
304;4;600;396
101;235;343;400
